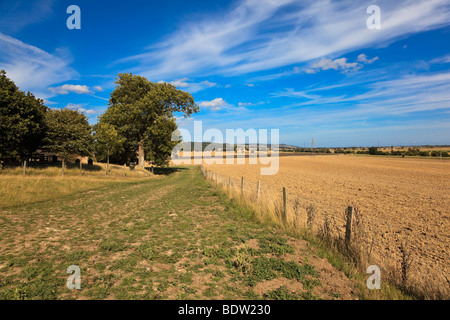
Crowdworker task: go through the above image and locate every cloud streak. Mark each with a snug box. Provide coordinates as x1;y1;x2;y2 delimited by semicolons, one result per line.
0;32;78;99
158;78;218;93
119;0;450;79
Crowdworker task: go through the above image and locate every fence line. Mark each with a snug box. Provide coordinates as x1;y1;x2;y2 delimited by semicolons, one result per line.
199;165;450;299
201;166;355;244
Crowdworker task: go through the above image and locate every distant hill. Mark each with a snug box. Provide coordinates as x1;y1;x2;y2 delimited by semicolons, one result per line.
177;142;298;151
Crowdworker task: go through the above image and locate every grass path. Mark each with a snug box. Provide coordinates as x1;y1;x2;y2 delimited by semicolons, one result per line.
0;166;356;300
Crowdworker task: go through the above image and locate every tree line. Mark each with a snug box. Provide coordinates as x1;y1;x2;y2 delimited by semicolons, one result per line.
0;70;198;170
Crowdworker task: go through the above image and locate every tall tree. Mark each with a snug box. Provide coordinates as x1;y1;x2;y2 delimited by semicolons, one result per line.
101;73;198;168
43;108;93;174
0;70;47;164
93;122;125;172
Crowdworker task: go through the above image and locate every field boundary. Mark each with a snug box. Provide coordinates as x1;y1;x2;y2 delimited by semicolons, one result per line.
200;165;450;300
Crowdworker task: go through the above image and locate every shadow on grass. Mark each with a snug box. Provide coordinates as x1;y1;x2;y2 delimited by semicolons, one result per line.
145;167;188;176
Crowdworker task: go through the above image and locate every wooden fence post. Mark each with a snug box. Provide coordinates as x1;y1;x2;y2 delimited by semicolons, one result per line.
257;181;261;201
283;187;287;223
23;160;26;176
241;177;244;195
216;173;218;183
345;206;354;246
229;177;232;187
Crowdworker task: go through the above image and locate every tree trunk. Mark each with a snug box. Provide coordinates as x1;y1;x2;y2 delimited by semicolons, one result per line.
23;160;26;176
138;141;145;168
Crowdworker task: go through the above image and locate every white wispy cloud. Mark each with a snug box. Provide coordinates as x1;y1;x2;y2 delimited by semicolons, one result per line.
356;54;379;64
274;71;450;118
430;54;450;64
0;32;78;99
238;101;265;107
0;0;54;33
118;0;450;79
158;78;217;93
198;98;228;111
65;103;97;115
304;54;379;74
49;84;91;95
308;57;362;73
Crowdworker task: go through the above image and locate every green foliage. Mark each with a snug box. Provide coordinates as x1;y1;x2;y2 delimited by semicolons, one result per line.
258;236;294;256
93;122;125;163
405;147;420;156
367;147;388;155
245;257;319;287
43;108;93;161
264;286;299;300
145;117;180;167
431;150;449;157
99;238;129;252
100;73;198;166
0;70;47;162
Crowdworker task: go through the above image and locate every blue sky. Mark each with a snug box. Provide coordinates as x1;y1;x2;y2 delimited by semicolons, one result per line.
0;0;449;147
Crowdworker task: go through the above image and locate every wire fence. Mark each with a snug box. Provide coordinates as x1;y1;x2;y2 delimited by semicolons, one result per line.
200;164;450;299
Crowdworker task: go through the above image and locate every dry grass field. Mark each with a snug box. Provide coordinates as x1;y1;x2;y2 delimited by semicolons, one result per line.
203;154;450;298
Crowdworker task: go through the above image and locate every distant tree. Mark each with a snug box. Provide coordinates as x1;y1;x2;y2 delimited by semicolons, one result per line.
0;70;47;164
101;73;198;168
43;109;93;174
368;147;378;155
93;122;125;172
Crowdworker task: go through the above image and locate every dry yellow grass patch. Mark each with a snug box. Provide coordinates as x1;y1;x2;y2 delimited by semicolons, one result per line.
0;164;154;208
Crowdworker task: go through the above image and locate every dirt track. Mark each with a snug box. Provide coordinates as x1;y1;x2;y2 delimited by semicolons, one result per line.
204;155;450;295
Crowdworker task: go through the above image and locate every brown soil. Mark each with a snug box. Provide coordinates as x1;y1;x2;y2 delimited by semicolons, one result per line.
204;155;450;296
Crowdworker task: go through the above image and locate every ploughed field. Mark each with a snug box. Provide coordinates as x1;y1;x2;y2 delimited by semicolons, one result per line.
203;155;450;295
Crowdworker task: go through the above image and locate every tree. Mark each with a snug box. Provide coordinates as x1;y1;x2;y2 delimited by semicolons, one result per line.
145;116;180;167
0;70;47;164
43;108;93;175
93;122;125;172
101;73;198;168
